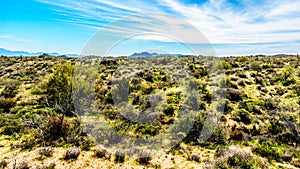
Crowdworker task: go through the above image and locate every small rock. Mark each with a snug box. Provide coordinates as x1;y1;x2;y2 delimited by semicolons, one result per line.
191;154;201;163
282;154;292;162
261;87;267;93
243;66;249;70
64;147;80;160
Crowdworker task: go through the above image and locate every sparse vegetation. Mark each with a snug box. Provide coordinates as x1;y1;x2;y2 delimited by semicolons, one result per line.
0;55;299;168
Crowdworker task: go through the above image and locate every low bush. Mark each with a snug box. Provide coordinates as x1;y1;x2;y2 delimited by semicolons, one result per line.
214;146;268;169
135;123;160;137
0;97;16;112
115;149;126;163
237;109;252;125
0;79;20;98
226;89;243;102
237;56;249;63
0;113;23;135
213;60;232;70
253;142;283;162
78;136;96;151
136;150;152;165
94;145;110;159
38;147;54;158
229;130;245;141
35;162;56;169
0;159;8;169
43;116;81;145
14;159;30;169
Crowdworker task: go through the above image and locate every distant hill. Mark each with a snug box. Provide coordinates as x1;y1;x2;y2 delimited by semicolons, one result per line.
129;52;183;58
0;48;78;57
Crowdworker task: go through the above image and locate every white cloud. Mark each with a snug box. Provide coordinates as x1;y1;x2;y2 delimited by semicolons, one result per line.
0;35;13;39
0;34;38;44
159;0;300;44
37;0;300;55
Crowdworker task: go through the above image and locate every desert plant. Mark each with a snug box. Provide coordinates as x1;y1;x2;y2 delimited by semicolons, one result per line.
0;113;23;135
250;61;262;74
237;56;249;63
0;97;16;113
38;147;54;157
12;159;30;169
253;142;283;162
43;62;75;116
214;146;268;169
94;145;111;159
281;117;300;147
213;60;232;70
136;150;152;165
229;130;245;141
35;162;56;169
0;79;20;98
279;65;296;86
115;149;126;163
0;159;8;169
78;135;96;151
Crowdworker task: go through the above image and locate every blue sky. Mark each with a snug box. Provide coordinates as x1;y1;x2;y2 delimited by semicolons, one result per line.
1;0;300;56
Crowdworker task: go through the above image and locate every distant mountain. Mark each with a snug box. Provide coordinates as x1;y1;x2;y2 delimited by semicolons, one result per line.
0;48;78;57
129;52;153;58
129;52;183;58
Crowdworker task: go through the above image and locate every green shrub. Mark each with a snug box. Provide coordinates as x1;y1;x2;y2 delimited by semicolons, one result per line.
43;62;75;116
0;97;16;112
261;63;270;69
253;142;283;162
183;113;204;144
250;61;262;72
163;104;175;116
0;79;20;98
193;68;208;78
21;134;38;150
135;123;160;136
276;131;295;146
237;57;249;63
38;147;54;159
214;60;232;70
78;136;96;151
0;113;23;135
166;91;181;104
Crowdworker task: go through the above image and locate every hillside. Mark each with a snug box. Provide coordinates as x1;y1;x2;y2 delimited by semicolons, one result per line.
0;55;299;169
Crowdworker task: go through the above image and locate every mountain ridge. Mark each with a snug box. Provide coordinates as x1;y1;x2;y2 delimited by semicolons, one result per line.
0;48;78;57
129;51;183;58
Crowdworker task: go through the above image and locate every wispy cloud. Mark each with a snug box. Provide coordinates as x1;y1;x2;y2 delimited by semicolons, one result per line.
0;35;13;39
36;0;300;55
0;34;38;43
